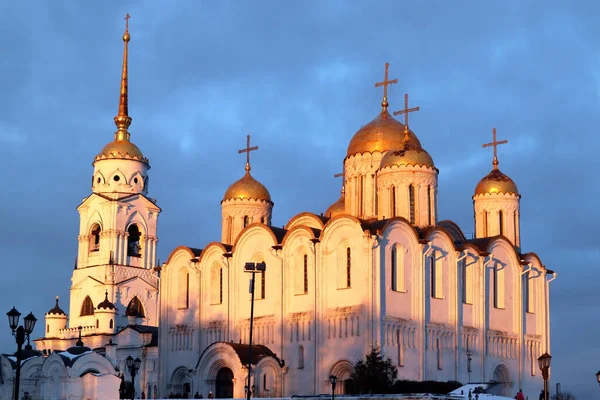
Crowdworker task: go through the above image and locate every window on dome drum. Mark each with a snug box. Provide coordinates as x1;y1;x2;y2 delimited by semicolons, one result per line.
483;211;488;236
303;254;309;294
243;216;249;228
179;269;190;309
80;296;94;316
409;185;415;224
110;319;113;329
346;247;352;288
96;319;99;328
427;186;432;225
126;296;145;318
113;175;120;182
391;186;396;217
47;324;49;333
127;224;142;257
89;224;101;252
498;210;504;235
358;176;364;216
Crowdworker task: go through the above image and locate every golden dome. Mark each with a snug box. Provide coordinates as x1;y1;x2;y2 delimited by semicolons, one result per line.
379;141;435;169
98;139;145;160
474;168;519;195
325;193;345;218
347;110;421;156
223;171;271;202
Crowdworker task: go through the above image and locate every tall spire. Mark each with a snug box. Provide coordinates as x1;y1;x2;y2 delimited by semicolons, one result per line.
482;128;508;170
374;62;398;113
114;13;132;142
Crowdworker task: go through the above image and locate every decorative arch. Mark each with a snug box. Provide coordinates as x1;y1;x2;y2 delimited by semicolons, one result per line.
170;366;193;398
210;261;224;305
94;171;106;186
125;296;145;318
71;352;118;377
491;363;512;396
107;168;127;185
232;223;279;253
284;212;326;231
330;360;354;394
129;171;145;188
80;295;94;316
126;222;143;257
89;222;102;252
255;357;282;397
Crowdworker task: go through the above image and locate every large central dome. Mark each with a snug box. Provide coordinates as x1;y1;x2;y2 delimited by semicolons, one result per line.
347;110;421;157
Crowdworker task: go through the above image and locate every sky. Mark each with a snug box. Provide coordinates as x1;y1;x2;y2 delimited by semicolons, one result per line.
0;0;599;398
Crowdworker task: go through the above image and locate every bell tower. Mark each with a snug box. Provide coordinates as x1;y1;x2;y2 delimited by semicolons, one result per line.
68;15;161;330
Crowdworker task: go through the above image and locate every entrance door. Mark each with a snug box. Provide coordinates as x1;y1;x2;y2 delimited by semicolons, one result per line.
215;367;234;398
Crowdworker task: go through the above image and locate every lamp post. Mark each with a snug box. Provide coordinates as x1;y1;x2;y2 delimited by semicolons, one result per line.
244;261;266;400
329;375;338;400
537;352;552;400
126;355;142;400
466;349;473;383
6;307;37;400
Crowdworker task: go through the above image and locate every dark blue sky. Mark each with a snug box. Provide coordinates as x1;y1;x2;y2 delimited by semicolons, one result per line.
1;1;598;398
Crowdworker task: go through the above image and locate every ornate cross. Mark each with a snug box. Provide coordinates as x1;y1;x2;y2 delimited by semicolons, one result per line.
238;134;259;171
125;13;131;32
393;93;420;133
482;128;508;169
375;62;398;111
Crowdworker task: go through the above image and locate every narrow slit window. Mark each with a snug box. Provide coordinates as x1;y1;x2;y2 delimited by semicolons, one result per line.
391;186;396;218
409;185;415;224
303;254;308;294
346;247;352;287
498;210;504;235
391;247;397;291
427;186;432;225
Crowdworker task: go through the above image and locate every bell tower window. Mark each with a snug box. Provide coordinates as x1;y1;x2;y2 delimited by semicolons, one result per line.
127;224;142;257
80;296;94;317
90;224;101;252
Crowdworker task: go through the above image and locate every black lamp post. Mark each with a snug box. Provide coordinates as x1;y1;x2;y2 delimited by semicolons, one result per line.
537;352;552;400
244;261;266;400
6;307;37;400
595;370;600;386
329;375;337;400
126;355;142;400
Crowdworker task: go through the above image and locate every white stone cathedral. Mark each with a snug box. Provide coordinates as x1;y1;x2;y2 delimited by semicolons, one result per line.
0;21;555;400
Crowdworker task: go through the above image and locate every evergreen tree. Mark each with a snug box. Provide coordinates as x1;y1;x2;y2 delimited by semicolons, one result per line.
349;346;397;394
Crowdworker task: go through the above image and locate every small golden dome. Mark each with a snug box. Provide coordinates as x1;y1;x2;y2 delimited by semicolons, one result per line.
347;110;421;156
223;171;271;202
98;140;145;160
379;141;435;169
325;194;345;218
474;168;519;195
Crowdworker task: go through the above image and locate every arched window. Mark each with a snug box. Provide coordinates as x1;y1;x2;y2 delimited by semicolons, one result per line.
211;263;223;305
179;268;190;309
391;186;396;217
89;224;101;252
493;265;505;309
127;224;142;257
110;319;113;329
430;256;442;299
526;270;534;313
80;296;94;316
303;254;309;294
462;259;473;304
346;247;352;287
96;319;99;328
47;324;49;333
243;216;249;228
498;210;504;235
260;270;266;300
298;345;304;369
126;296;145;318
391;245;405;292
409;185;415;224
483;211;488;236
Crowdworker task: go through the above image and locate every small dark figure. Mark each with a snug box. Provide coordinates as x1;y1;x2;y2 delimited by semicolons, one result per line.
142;391;146;399
194;392;201;399
21;392;32;400
208;391;214;399
539;389;546;400
516;389;525;400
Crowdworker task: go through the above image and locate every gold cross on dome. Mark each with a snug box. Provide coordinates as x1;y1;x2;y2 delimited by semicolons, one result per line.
125;13;131;33
393;93;420;134
482;128;508;169
238;134;259;172
375;62;398;111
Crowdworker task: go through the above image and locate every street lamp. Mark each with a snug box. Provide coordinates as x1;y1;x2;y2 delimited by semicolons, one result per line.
537;352;552;400
244;261;266;400
6;307;37;400
595;370;600;386
126;355;142;400
466;350;473;383
329;375;338;400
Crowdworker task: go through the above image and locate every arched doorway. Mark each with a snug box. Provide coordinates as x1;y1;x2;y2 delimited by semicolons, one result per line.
215;367;234;398
490;364;512;397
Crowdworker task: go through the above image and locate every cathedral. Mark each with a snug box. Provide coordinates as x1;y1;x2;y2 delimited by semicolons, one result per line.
0;18;554;400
